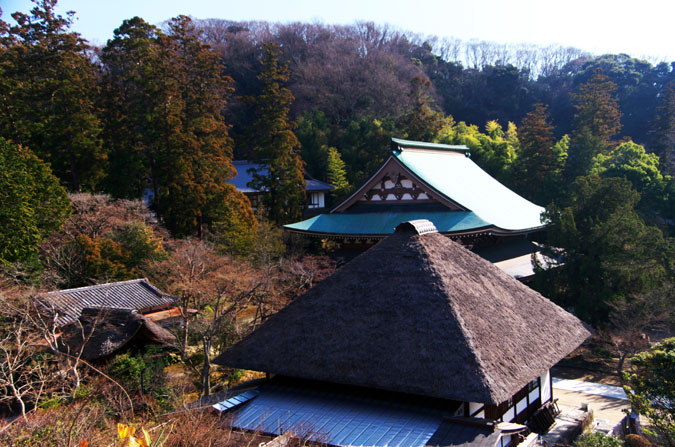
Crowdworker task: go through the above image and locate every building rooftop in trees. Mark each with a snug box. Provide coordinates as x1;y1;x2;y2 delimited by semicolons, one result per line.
40;278;177;326
214;220;590;405
284;138;545;239
230;160;333;193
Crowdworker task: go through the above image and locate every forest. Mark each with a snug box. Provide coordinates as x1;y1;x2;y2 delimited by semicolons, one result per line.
0;0;674;446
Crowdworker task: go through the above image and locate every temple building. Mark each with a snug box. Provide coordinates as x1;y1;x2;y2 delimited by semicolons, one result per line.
229;160;333;217
212;220;590;447
284;138;547;279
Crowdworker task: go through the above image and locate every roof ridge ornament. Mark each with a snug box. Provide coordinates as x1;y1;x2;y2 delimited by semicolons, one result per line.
394;219;438;235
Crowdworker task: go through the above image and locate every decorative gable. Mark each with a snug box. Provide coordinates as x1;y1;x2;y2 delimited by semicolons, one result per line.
360;172;433;202
333;155;465;212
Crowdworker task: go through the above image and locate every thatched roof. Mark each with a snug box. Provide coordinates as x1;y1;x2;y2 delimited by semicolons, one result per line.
42;278;177;326
58;307;175;361
215;220;590;405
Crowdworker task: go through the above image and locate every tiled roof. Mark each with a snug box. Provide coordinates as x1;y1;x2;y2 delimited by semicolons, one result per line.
285;210;490;236
41;279;177;326
214;377;501;447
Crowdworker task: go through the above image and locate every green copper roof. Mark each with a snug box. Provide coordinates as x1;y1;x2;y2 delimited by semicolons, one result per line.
284;211;490;236
391;138;469;152
394;149;545;231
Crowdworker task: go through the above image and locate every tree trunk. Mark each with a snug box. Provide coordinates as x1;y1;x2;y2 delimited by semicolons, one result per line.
200;336;211;398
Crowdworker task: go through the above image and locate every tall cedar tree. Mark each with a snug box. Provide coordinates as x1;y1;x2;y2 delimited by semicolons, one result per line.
0;0;104;191
397;75;446;142
513;104;565;204
247;43;305;225
650;82;675;177
99;17;169;199
159;16;255;239
100;16;255;240
0;138;71;264
565;70;623;180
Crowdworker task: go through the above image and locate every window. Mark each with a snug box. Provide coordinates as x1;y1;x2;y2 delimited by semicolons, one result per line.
308;192;322;209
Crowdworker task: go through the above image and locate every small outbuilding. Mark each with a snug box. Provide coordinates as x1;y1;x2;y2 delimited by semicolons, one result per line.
57;307;175;361
212;220;590;447
40;278;177;327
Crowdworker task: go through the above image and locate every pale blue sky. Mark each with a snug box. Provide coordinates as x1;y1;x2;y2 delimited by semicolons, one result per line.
3;0;674;61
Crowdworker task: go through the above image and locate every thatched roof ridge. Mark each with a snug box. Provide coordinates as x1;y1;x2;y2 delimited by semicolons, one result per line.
215;224;589;404
58;307;175;361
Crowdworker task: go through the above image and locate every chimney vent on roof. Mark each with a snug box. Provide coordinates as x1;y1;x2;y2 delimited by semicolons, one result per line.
395;219;438;235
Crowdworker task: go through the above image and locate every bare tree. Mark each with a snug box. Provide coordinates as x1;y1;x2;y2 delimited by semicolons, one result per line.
0;319;48;420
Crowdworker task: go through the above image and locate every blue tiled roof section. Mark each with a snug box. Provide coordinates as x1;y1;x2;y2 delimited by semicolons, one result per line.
306;177;333;192
393;149;545;232
212;389;260;412
230;161;267;193
284;211;491;236
228;382;445;447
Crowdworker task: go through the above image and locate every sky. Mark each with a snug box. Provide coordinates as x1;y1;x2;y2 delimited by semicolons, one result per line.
3;0;675;62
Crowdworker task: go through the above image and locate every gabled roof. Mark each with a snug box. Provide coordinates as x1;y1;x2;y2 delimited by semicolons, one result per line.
41;278;177;326
391;144;543;232
215;221;590;405
284;138;545;237
57;307;175;361
230;160;333;194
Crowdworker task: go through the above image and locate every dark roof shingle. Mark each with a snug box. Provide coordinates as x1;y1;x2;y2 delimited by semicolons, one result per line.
41;278;176;326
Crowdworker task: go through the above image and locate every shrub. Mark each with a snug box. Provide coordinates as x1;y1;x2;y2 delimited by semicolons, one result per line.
575;432;623;447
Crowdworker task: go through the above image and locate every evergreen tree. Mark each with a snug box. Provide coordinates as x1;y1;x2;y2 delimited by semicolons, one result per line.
651;82;675;177
533;175;672;324
591;140;668;216
624;338;675;447
0;138;71;265
100;16;255;240
247;43;305;225
513;104;566;204
565;70;623;180
99;17;169;199
397;75;446;142
0;0;104;191
325;146;350;202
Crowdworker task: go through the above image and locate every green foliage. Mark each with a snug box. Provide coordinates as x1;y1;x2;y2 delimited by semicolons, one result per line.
437;120;518;186
325;146;351;202
566;70;623;180
513;104;567;204
575;432;623;447
296;110;332;181
211;185;257;256
651;82;675;178
591;140;669;214
623;338;675;447
247;43;306;224
59;220;165;286
336;117;395;186
109;346;174;410
572;70;623;142
533;175;673;323
250;220;286;266
100;15;255;240
0;0;105;191
0;138;71;264
397;75;446;142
